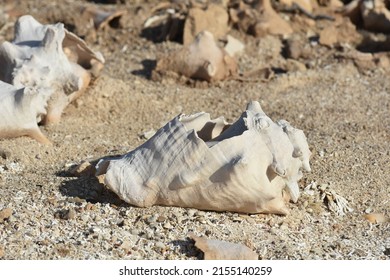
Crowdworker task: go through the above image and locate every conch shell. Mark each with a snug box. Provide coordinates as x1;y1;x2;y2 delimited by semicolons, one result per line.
153;30;237;82
96;101;311;215
0;15;104;125
0;81;51;144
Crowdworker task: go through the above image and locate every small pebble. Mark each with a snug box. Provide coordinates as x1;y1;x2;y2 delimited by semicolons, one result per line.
157;215;166;223
187;209;197;216
155;242;166;249
80;215;89;223
55;208;76;220
0;246;4;258
140;129;156;140
120;241;132;253
0;149;11;159
0;208;12;223
163;222;173;229
131;229;140;236
85;203;97;211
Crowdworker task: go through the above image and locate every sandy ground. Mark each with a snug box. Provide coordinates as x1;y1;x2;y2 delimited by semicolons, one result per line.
0;0;389;260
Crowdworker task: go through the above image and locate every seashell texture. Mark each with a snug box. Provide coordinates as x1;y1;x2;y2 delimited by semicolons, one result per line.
153;30;237;82
0;15;104;125
96;101;311;215
0;81;51;144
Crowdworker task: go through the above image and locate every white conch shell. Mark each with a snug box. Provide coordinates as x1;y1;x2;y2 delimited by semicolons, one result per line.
0;81;51;144
96;101;311;215
0;15;104;124
154;30;237;82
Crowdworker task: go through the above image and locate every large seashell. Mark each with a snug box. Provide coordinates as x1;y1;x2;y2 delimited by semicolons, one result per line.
96;101;311;215
154;30;237;82
0;81;51;144
0;15;104;125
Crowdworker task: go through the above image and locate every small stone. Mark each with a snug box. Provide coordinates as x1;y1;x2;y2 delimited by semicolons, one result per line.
195;211;205;217
0;208;12;223
0;149;11;159
55;208;76;220
80;215;89;223
120;241;132;253
155;241;166;249
157;215;166;223
0;246;4;258
69;161;95;177
319;25;338;47
187;209;197;217
85;203;97;211
68;197;85;204
363;213;388;224
116;219;125;227
280;224;288;231
47;197;58;206
163;222;173;229
94;216;102;222
285;59;307;73
197;217;206;224
131;229;140;236
56;246;70;257
140;129;156;140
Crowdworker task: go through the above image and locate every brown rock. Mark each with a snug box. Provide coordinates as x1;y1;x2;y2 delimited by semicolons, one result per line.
319;25;338;47
285;59;307;72
183;4;228;46
0;208;12;223
285;38;303;59
251;0;293;37
279;0;313;13
69;161;95;177
189;233;258;260
0;246;4;258
364;213;389;224
0;149;11;159
55;208;76;220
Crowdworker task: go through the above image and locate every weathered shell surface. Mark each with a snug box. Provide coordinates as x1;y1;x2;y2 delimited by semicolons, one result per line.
96;101;311;215
0;81;51;143
0;15;104;124
154;30;237;82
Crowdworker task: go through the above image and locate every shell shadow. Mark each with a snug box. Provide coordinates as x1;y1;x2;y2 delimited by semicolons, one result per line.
58;175;127;206
131;59;157;79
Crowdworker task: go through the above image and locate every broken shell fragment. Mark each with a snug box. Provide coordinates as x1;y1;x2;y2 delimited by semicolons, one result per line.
189;233;258;260
154;30;237;82
0;15;104;125
0;81;51;144
96;101;311;214
364;213;389;224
